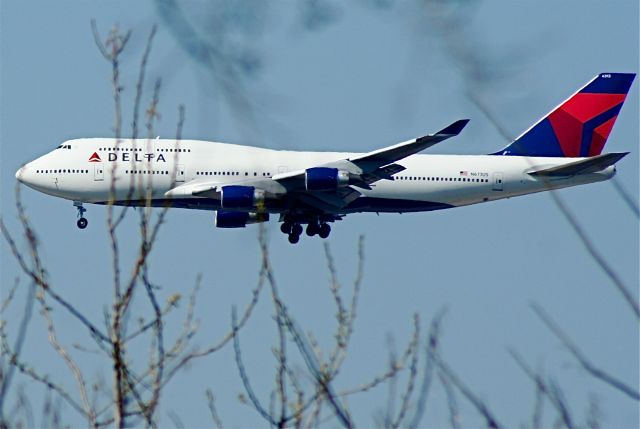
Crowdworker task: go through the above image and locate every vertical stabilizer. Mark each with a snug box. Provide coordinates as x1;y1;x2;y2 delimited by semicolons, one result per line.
495;73;635;157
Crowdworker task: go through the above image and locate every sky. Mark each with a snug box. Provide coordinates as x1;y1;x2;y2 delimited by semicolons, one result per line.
1;1;638;427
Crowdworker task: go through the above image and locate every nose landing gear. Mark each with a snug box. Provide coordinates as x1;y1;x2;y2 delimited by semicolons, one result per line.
74;201;88;229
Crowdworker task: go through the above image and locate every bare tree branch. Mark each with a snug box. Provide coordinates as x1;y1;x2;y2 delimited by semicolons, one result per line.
436;357;501;429
531;303;640;401
390;314;420;429
205;389;224;429
531;363;545;429
438;370;461;429
509;349;579;429
1;190;110;346
0;277;35;421
408;307;446;429
231;307;278;427
611;178;639;219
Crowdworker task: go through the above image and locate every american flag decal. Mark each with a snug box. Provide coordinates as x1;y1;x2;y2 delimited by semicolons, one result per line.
459;171;468;176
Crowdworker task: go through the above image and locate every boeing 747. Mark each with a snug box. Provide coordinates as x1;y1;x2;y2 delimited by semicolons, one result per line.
15;73;635;243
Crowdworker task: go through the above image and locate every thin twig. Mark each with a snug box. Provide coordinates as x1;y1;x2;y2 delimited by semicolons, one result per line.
438;370;460;429
205;389;224;429
0;277;35;418
531;303;640;401
231;307;278;426
436;357;501;428
408;307;446;429
509;350;576;429
390;314;420;429
611;177;639;218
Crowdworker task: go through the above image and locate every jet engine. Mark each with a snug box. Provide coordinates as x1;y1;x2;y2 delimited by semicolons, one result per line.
305;167;349;191
214;211;269;228
221;185;265;209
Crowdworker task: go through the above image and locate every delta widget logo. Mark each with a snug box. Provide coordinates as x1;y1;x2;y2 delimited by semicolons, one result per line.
88;152;102;162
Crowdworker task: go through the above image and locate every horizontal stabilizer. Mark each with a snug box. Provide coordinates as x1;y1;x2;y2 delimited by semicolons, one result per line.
527;152;628;177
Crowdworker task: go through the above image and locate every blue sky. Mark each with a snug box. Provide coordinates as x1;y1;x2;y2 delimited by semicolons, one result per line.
1;1;638;427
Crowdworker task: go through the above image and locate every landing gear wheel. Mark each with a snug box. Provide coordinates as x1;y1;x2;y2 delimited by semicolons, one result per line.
74;201;88;230
288;233;300;244
291;223;303;236
306;223;319;236
318;223;331;239
280;222;292;234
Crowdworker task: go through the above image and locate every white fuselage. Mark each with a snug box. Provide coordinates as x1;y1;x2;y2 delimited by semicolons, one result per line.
16;138;615;214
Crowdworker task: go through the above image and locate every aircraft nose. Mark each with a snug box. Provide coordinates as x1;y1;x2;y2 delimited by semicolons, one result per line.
15;166;25;182
15;163;34;185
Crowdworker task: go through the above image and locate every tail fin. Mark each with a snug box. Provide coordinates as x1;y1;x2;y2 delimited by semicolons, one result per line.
495;73;635;157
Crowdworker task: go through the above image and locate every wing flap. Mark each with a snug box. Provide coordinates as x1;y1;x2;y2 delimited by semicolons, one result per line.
293;187;362;210
362;163;405;182
165;177;287;198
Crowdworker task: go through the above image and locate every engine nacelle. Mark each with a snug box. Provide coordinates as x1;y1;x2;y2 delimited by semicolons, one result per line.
214;211;269;228
221;185;265;209
305;167;349;191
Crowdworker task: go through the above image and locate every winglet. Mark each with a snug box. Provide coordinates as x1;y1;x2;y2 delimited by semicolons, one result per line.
436;119;470;136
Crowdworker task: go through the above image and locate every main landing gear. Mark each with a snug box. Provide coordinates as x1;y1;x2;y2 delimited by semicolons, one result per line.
74;201;88;229
280;220;331;244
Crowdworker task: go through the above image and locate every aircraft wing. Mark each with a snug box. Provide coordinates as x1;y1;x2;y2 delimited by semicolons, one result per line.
272;119;469;189
165;119;468;210
347;119;469;173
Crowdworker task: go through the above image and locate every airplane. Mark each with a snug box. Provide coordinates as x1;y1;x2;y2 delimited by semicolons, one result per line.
15;73;635;244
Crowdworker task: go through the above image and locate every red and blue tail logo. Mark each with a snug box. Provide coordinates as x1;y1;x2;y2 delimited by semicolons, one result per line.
496;73;635;157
